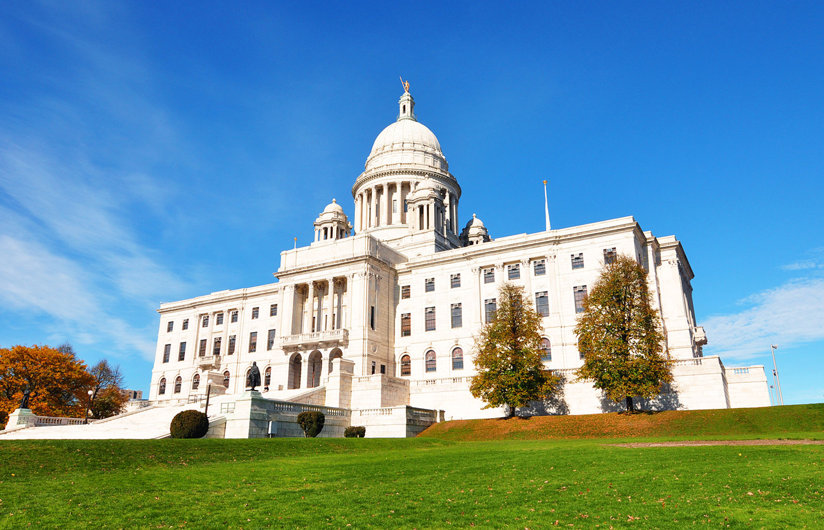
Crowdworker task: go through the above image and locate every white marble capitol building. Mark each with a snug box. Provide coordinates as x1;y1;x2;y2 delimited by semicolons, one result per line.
141;85;770;437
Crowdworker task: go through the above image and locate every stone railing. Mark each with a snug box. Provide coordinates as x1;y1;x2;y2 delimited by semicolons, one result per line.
198;355;221;370
265;400;350;418
357;408;394;416
35;416;92;426
412;376;470;387
280;329;349;350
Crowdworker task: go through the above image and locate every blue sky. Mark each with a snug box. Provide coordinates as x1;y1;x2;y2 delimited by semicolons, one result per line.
1;1;822;404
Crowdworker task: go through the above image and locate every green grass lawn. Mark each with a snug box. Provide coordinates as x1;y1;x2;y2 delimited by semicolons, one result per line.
1;435;822;528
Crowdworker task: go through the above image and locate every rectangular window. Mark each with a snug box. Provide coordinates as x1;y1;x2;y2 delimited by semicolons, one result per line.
216;313;224;326
267;329;276;350
392;199;398;213
535;291;549;317
166;321;173;332
251;307;259;319
401;285;410;299
231;310;238;323
571;253;584;270
182;319;189;330
202;315;209;328
425;307;436;331
178;342;186;361
507;263;520;280
425;278;435;292
604;247;617;265
199;339;207;357
484;298;497;323
533;259;546;276
450;273;461;288
249;331;257;352
270;304;278;317
213;337;222;356
401;313;411;337
370;306;375;330
574;285;588;314
451;303;462;328
228;335;236;355
483;267;495;284
163;344;171;363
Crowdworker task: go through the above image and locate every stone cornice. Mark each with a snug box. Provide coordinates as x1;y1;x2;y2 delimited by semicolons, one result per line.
352;168;461;197
157;283;280;314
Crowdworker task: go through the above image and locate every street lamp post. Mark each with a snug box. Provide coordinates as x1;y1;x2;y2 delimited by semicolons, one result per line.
770;344;784;406
85;389;94;424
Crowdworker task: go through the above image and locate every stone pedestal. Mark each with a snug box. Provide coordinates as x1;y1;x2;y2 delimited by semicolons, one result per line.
5;408;36;431
223;391;269;439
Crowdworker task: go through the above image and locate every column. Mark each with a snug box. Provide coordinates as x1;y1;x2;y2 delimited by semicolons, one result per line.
328;278;335;331
316;283;323;332
304;283;314;334
384;183;391;226
354;194;361;233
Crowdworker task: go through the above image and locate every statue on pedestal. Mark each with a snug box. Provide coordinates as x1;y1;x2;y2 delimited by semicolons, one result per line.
247;362;261;391
19;387;31;409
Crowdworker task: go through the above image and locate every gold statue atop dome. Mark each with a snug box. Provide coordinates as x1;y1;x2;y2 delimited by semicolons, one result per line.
400;76;410;93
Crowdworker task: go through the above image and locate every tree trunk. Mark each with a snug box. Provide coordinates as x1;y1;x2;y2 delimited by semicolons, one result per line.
625;396;634;412
506;404;515;418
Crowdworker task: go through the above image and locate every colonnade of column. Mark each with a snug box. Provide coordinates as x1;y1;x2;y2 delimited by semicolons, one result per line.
354;181;412;232
299;277;350;333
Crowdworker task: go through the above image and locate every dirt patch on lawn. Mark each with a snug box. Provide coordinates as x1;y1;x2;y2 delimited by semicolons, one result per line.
613;439;824;448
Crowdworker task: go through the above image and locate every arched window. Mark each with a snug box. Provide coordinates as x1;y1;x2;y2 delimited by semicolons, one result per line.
452;347;464;370
192;373;200;390
425;350;436;373
541;338;551;362
223;370;230;388
264;367;271;387
174;376;182;394
400;354;411;376
158;377;166;395
328;348;343;373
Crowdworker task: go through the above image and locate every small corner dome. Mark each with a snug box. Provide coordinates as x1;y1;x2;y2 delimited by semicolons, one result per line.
465;213;486;230
322;198;344;214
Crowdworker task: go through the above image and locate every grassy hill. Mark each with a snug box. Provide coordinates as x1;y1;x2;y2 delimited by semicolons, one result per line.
420;404;824;441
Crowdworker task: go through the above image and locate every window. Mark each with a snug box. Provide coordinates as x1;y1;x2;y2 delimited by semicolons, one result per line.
507;263;520;280
450;273;461;288
483;267;495;284
158;378;166;395
270;304;278;317
381;364;386;374
228;335;236;355
370;306;375;330
452;347;464;370
401;313;411;337
425;278;435;292
484;298;497;323
199;339;207;357
202;315;209;327
264;367;271;387
216;313;224;326
535;291;549;317
371;361;376;375
163;344;171;363
571;253;584;270
174;376;182;394
393;199;398;213
178;342;186;361
540;338;551;361
231;310;238;323
223;371;230;388
401;285;410;299
604;247;617;265
182;319;189;330
400;355;411;376
574;285;588;314
425;350;436;372
451;303;462;328
213;337;222;356
192;373;200;391
533;259;546;276
425;307;436;331
251;307;259;319
267;329;276;350
579;340;586;360
249;331;257;352
167;321;174;332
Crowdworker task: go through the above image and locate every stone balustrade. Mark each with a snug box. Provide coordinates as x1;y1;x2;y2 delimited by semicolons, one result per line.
280;329;349;350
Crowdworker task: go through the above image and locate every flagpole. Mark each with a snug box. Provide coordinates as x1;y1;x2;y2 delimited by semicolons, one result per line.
543;180;551;231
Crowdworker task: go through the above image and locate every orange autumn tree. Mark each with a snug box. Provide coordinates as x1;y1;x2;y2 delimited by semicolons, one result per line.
0;344;95;426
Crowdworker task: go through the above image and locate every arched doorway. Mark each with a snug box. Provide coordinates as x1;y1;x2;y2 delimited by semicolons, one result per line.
328;348;343;373
288;354;302;389
308;350;322;388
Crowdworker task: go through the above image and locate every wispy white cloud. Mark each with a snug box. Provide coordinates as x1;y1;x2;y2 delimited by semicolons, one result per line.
703;276;824;360
781;260;822;271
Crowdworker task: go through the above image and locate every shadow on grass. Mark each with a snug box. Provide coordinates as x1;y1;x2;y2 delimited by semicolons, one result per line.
599;383;684;413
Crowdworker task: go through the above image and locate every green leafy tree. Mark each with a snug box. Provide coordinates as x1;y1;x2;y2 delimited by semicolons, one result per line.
575;255;673;412
470;283;561;417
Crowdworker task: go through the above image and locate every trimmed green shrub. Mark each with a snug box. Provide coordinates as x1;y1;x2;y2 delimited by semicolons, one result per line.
170;410;209;439
296;411;325;438
344;426;366;438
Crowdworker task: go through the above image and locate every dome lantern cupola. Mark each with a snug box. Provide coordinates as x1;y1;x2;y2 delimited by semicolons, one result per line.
313;199;351;243
398;82;416;121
